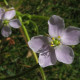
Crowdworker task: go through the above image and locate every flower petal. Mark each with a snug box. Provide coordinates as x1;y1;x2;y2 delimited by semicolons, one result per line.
48;15;65;38
0;8;5;19
61;26;80;45
28;35;49;53
39;47;57;67
55;45;74;64
1;26;12;37
3;7;16;20
9;19;21;28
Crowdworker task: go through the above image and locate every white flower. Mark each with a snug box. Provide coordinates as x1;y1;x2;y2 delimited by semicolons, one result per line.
0;7;21;37
28;15;80;67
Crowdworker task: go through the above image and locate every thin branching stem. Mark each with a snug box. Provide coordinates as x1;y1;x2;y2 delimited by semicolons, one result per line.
18;16;46;80
4;0;8;6
24;20;39;35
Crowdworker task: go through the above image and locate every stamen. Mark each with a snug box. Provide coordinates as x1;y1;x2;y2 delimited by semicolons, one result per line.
51;41;54;46
58;36;61;38
51;44;54;46
50;36;61;47
52;37;54;40
51;41;53;44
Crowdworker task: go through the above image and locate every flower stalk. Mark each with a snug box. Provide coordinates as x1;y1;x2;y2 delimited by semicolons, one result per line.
22;13;49;20
18;16;46;80
4;0;8;6
24;20;39;35
31;15;49;20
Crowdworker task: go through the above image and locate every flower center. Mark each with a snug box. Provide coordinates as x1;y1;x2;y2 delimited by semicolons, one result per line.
3;20;9;25
51;36;61;46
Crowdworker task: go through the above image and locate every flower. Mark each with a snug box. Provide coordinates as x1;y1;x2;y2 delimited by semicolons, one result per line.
28;15;80;67
0;7;21;37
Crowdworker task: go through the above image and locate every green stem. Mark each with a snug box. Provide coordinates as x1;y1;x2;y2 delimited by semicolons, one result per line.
20;13;49;20
16;11;49;21
31;15;49;20
24;20;39;35
0;64;40;80
29;20;39;35
19;16;30;41
19;17;38;62
18;16;46;80
4;0;8;6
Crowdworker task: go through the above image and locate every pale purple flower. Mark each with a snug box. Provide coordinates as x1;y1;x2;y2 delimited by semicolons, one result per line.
0;7;21;37
28;15;80;67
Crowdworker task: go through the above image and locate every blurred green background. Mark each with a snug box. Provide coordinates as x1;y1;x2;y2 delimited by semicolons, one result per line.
0;0;80;80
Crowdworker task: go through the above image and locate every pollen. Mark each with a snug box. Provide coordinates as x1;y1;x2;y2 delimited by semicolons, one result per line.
51;41;53;44
51;41;54;46
51;44;54;46
52;37;55;40
58;36;61;38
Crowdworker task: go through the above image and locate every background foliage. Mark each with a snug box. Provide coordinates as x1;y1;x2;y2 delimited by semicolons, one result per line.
0;0;80;80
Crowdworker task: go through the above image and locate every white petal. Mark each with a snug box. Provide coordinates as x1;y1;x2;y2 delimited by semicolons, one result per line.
9;19;21;28
48;15;65;38
61;26;80;45
0;8;5;19
28;35;49;53
1;26;12;37
3;7;16;20
55;45;74;64
39;47;57;67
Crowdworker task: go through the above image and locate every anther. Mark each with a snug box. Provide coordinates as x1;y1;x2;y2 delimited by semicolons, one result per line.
52;37;55;40
58;36;61;38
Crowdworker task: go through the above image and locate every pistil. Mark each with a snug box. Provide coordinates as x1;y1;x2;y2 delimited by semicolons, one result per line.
50;37;61;47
